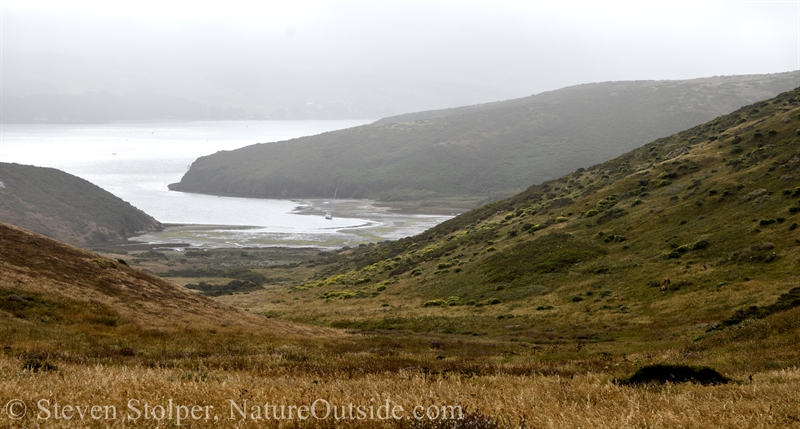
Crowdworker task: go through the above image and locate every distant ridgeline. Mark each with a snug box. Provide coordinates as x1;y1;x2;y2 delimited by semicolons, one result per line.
0;163;162;246
169;72;799;205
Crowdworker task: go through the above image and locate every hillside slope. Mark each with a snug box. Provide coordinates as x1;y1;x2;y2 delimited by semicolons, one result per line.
0;162;162;245
170;72;799;205
225;87;800;369
0;222;327;357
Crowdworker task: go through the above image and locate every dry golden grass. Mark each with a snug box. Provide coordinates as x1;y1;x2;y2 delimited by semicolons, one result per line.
0;222;336;339
1;355;798;428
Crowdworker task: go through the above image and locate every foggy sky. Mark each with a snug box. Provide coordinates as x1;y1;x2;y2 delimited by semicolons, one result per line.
2;0;798;116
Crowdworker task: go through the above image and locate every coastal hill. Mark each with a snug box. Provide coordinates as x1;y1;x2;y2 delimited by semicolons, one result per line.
0;222;327;353
226;87;800;373
169;72;799;207
0;162;162;246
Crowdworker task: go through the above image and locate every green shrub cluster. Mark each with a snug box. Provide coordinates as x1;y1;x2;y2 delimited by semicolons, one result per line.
712;287;800;330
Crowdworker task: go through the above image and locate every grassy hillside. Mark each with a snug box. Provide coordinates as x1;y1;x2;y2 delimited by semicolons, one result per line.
0;162;162;245
219;87;800;373
2;223;800;428
0;222;329;360
170;72;799;207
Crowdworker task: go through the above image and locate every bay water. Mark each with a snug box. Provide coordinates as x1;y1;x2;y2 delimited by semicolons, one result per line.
0;120;451;248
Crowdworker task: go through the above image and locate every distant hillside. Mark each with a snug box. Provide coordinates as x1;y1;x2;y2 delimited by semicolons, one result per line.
0;163;162;245
243;87;800;361
170;72;799;205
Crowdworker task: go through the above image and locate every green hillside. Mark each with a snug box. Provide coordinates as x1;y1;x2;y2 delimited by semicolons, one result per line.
170;72;799;206
221;86;800;371
0;163;162;245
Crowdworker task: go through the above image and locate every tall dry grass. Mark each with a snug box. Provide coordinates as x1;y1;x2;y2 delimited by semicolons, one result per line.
1;356;798;428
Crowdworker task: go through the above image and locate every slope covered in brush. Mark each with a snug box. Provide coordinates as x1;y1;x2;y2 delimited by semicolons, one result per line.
170;72;798;204
0;163;162;245
236;87;800;359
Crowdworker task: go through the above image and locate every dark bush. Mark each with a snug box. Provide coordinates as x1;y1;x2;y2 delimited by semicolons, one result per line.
691;239;709;250
616;364;729;386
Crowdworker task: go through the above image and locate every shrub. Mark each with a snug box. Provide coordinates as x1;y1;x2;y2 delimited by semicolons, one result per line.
616;364;729;386
691;239;709;250
713;287;800;329
487;298;501;305
630;199;645;207
571;296;584;302
730;146;744;154
423;299;447;308
536;305;554;311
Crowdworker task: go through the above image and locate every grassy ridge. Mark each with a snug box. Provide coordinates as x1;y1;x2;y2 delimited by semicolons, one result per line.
0;162;162;245
170;73;799;204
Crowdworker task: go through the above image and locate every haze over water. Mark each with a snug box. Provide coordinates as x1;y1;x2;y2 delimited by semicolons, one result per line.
0;120;452;248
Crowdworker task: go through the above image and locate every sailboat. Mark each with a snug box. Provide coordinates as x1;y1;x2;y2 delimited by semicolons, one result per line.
325;187;337;220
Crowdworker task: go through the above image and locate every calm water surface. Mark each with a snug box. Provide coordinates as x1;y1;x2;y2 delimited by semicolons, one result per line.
0;121;451;248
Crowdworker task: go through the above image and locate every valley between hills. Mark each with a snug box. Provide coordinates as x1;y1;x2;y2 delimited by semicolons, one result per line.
2;86;800;428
